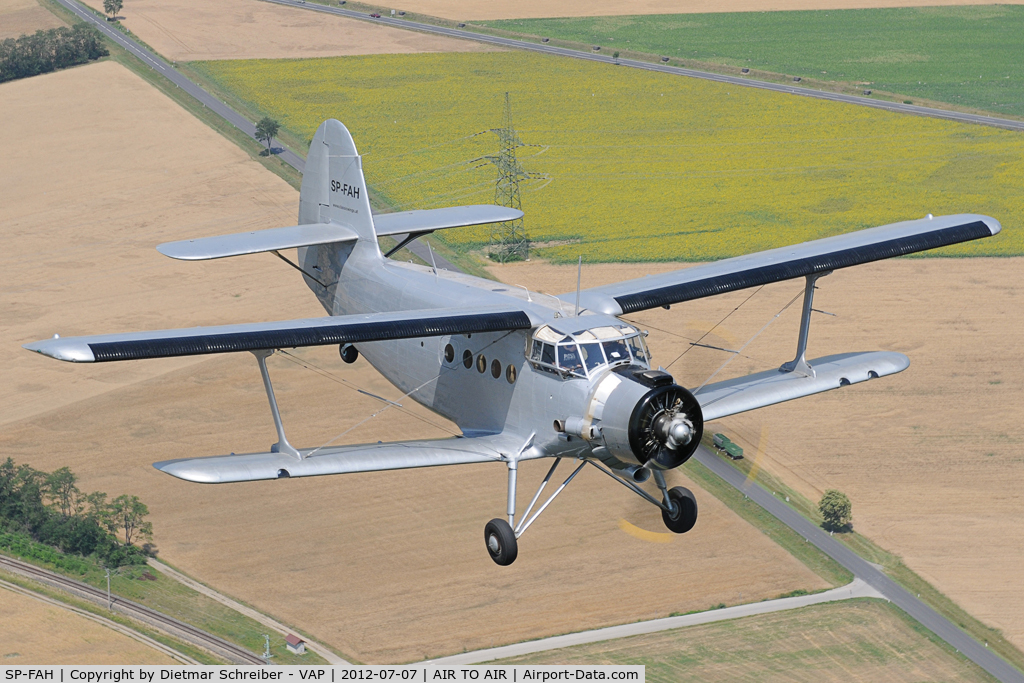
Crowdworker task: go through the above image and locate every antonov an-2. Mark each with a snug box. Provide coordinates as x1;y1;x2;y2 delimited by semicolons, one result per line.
26;120;1001;565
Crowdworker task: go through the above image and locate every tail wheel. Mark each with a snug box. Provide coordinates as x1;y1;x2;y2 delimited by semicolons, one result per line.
484;518;518;566
662;486;698;534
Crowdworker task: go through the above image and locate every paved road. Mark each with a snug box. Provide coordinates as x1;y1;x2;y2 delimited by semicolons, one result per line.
149;559;350;664
53;2;1024;678
0;577;199;664
0;554;266;664
693;446;1024;683
426;578;882;665
267;0;1024;133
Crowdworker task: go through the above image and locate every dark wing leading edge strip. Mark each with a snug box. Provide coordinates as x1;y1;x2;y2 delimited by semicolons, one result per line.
88;311;532;362
614;221;993;315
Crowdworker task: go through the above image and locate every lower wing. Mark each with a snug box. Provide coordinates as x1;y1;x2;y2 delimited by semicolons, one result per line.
155;434;535;484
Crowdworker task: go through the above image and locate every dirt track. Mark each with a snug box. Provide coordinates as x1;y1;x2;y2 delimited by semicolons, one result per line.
396;0;1024;20
0;0;64;39
1;61;827;663
488;257;1024;650
77;0;496;61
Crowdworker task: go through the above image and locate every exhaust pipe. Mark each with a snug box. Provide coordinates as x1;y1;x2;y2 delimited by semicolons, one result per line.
615;464;651;483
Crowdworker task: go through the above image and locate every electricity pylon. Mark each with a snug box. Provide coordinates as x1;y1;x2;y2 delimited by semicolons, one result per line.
488;93;530;263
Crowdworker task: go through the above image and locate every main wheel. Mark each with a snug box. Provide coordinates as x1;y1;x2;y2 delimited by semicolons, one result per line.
662;486;698;534
339;344;358;364
484;518;518;566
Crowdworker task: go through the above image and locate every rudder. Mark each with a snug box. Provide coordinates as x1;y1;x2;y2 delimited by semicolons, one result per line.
299;119;377;244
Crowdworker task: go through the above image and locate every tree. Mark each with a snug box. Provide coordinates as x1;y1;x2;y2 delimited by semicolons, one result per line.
103;0;122;21
255;117;279;155
108;494;152;546
44;467;82;518
818;489;852;531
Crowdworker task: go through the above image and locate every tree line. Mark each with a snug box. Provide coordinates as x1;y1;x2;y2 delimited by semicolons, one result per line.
0;24;108;84
0;458;152;567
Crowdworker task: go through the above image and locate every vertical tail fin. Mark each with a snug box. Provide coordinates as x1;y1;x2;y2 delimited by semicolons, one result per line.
298;119;377;243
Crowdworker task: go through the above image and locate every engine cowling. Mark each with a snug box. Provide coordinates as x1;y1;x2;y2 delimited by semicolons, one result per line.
594;368;704;470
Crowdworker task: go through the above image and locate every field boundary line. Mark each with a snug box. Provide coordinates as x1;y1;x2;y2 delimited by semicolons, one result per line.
264;0;1024;133
148;559;349;664
0;578;199;664
424;578;881;665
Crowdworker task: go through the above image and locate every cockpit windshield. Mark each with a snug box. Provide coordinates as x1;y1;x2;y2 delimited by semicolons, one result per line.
529;323;650;378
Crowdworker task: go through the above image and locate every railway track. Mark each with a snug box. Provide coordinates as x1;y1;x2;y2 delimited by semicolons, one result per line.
0;554;266;665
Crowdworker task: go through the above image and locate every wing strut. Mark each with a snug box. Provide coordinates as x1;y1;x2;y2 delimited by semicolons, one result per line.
780;271;831;378
253;350;301;460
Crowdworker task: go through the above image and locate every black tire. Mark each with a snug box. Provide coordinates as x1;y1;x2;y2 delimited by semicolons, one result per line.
484;518;518;566
339;344;359;364
662;486;698;534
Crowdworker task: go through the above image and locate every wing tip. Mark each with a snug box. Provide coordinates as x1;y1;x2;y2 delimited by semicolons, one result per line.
22;339;96;362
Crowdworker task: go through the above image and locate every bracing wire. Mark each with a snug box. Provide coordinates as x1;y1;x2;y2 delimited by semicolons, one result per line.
693;287;806;395
664;285;766;372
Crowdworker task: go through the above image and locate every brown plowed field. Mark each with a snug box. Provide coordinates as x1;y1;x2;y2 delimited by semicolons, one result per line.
0;586;178;664
394;0;1024;20
488;257;1024;651
77;0;496;61
0;0;64;39
1;61;827;663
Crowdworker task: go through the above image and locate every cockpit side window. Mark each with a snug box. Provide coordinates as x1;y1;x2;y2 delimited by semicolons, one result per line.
627;335;650;365
541;342;556;365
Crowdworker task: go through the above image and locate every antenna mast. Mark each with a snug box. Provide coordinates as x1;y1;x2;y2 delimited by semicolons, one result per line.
489;92;530;263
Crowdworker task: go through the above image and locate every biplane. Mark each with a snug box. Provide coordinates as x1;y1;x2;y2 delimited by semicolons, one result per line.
26;119;1000;565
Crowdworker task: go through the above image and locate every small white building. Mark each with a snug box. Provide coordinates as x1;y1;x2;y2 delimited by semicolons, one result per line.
285;634;306;655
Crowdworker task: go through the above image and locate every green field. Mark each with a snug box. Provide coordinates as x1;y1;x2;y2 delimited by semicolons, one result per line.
479;6;1024;118
493;599;996;682
191;51;1023;263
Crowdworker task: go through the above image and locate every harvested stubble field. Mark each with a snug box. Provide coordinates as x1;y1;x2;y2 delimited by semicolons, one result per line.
77;0;495;61
494;599;996;682
192;51;1024;263
0;0;63;39
377;0;1024;21
1;60;829;663
482;6;1024;119
0;585;177;664
487;256;1024;651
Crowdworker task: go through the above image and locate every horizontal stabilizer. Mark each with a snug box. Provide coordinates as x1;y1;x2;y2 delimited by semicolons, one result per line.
695;351;909;422
373;205;524;237
154;435;534;483
157;223;358;261
24;306;533;362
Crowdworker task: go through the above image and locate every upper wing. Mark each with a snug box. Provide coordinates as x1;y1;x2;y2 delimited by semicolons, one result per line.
564;214;1000;315
24;306;534;363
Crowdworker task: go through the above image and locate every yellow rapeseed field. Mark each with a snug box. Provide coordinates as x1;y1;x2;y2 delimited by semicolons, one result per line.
194;52;1024;262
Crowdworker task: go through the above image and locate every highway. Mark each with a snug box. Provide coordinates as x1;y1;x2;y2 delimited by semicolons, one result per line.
0;554;266;664
48;2;1024;679
267;0;1024;133
694;447;1024;683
